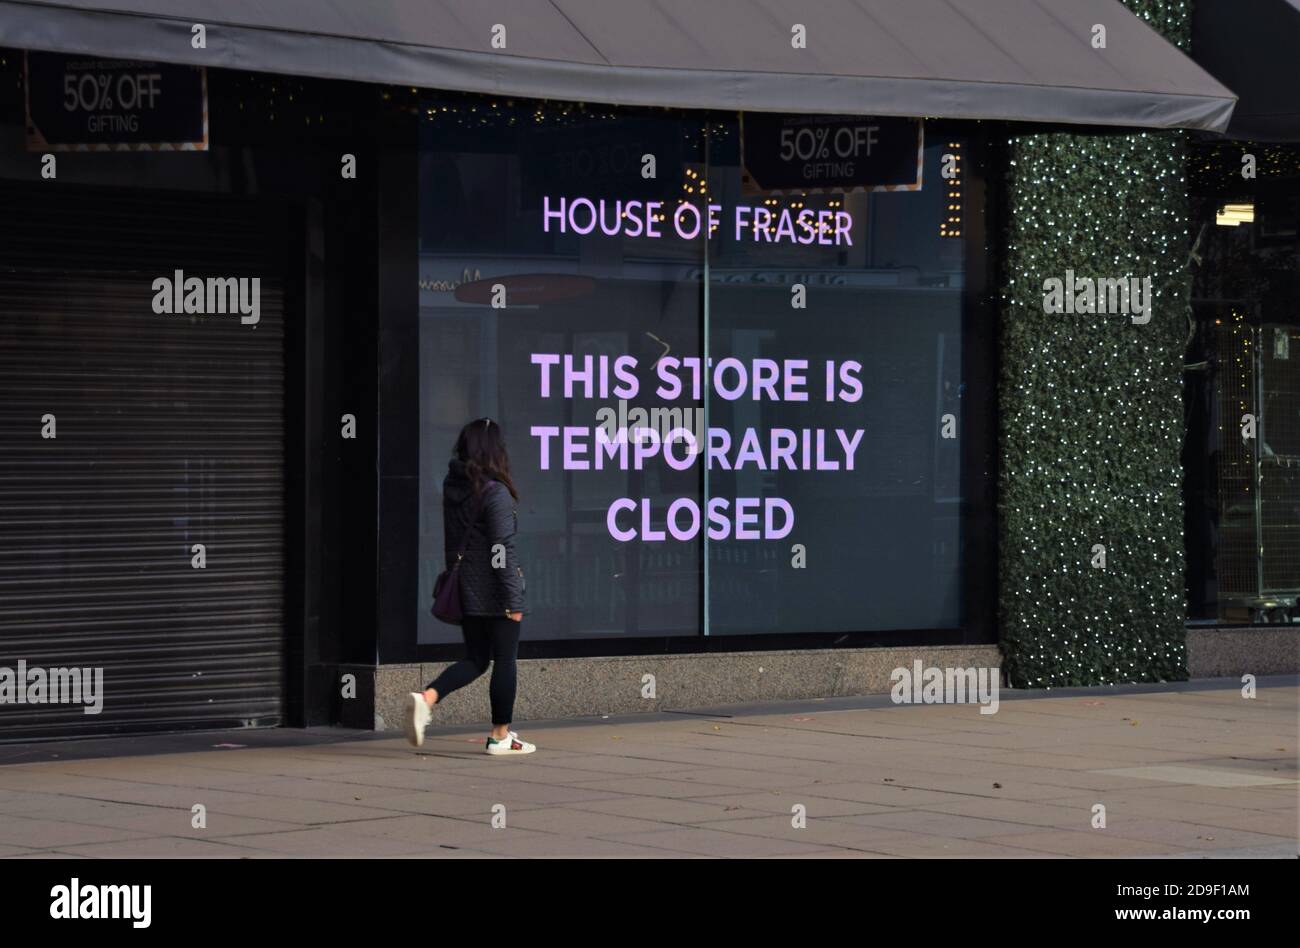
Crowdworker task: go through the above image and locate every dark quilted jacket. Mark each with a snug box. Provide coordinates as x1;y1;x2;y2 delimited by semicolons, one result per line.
444;459;526;617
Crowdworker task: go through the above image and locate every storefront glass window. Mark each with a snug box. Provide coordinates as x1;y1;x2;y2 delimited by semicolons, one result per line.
418;95;973;642
1185;143;1300;626
418;98;706;643
703;117;967;635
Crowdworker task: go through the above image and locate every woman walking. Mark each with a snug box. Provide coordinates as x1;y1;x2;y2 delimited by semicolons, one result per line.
406;418;534;755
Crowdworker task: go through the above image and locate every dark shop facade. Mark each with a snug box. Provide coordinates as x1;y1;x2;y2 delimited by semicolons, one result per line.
1;0;1296;741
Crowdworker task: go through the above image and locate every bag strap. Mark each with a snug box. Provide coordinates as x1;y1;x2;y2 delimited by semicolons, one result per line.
451;488;488;564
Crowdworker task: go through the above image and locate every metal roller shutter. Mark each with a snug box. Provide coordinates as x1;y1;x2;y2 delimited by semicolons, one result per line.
0;182;289;741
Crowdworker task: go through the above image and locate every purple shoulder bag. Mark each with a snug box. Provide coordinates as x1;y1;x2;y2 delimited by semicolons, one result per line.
431;494;483;625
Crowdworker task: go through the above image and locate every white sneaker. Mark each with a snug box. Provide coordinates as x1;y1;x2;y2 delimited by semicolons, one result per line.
405;692;431;747
485;730;535;755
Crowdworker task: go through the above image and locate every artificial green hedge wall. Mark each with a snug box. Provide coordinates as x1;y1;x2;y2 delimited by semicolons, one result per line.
999;0;1192;687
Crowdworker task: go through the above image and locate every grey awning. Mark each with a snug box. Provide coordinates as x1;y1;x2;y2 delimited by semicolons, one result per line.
0;0;1237;131
1193;0;1299;141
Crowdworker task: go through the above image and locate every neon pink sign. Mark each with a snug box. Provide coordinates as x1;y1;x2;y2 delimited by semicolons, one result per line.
529;352;865;542
542;195;854;246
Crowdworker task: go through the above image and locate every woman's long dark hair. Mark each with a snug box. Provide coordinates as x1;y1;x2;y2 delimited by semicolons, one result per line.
455;417;518;501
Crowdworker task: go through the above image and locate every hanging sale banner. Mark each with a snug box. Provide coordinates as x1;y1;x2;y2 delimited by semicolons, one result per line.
740;113;922;195
25;52;208;152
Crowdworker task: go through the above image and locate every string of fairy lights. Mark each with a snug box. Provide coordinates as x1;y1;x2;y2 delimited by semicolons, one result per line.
999;0;1193;688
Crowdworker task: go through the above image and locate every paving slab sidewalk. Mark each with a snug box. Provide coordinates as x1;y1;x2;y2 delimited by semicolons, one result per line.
0;683;1295;859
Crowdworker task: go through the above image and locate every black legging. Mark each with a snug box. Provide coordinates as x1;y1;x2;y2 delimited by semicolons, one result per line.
425;616;521;726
